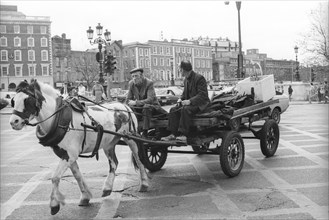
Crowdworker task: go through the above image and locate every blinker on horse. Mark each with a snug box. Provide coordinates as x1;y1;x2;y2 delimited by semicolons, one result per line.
9;79;149;215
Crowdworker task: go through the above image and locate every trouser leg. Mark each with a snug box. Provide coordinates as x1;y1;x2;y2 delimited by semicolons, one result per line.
167;105;181;136
178;105;200;136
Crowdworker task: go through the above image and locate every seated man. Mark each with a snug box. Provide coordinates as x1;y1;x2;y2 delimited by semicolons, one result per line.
162;61;210;142
126;67;167;137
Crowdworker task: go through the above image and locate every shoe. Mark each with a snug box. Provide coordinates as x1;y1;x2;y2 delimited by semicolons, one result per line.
176;135;187;142
161;134;176;141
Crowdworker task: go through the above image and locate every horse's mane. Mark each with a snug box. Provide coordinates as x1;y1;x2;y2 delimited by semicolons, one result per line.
36;81;60;97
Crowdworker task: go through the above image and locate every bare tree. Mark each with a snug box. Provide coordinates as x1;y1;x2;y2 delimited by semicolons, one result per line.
300;2;329;66
71;51;99;90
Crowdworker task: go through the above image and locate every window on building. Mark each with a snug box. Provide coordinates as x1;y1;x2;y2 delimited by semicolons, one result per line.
1;50;8;61
27;37;34;47
160;46;163;55
14;50;21;61
153;57;157;66
15;65;23;76
14;37;21;47
1;65;9;76
28;50;35;61
14;25;20;33
160;58;164;66
40;26;47;34
201;60;205;68
0;25;6;33
28;64;36;76
182;47;185;53
41;37;47;47
140;58;144;68
63;57;68;67
131;49;134;56
41;50;48;61
55;57;60;67
195;49;199;56
200;50;204;57
167;58;170;66
139;48;143;56
166;47;170;55
145;49;148;56
153;46;157;54
187;48;191;53
145;59;149;67
27;26;33;34
42;65;49;76
196;60;200;68
0;37;7;47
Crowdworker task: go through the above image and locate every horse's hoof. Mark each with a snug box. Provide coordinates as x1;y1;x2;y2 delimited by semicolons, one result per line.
50;205;60;215
102;190;112;197
139;185;148;192
78;199;90;206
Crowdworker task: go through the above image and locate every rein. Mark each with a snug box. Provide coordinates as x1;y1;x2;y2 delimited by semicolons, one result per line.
24;102;69;127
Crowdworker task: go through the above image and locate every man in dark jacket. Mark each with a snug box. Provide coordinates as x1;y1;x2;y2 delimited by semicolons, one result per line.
162;61;210;142
126;67;167;136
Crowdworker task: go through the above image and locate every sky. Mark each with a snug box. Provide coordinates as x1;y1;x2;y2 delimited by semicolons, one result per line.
1;0;324;63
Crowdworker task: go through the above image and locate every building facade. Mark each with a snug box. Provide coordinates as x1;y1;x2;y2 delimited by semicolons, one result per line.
0;5;52;91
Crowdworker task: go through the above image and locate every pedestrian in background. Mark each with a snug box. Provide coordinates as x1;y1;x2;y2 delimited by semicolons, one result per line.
92;81;105;103
317;85;322;103
78;83;86;97
324;81;328;104
288;85;293;101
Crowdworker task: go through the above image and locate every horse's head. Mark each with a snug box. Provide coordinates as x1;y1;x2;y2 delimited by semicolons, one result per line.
9;79;45;130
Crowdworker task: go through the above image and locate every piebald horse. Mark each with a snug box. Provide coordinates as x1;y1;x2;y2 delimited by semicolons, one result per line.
9;80;148;215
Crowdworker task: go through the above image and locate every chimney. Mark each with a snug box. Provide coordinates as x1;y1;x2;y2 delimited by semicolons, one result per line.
62;33;66;39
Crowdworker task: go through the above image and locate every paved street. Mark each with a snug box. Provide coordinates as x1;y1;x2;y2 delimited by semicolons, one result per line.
1;102;328;220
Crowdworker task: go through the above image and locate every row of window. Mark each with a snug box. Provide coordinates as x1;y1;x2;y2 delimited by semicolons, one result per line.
1;64;49;77
1;50;49;61
0;36;48;47
0;25;47;34
151;70;212;81
123;46;211;58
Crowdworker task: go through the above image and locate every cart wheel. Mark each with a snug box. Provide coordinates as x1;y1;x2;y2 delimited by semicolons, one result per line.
270;108;281;124
192;142;210;154
220;131;244;177
139;143;168;172
260;119;280;157
228;118;241;131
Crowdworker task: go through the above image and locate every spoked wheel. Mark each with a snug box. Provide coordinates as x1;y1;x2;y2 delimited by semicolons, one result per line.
192;142;210;154
260;119;280;157
139;143;168;172
270;108;281;124
220;131;244;177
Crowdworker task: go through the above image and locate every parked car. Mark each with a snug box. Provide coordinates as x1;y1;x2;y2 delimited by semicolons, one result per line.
0;98;9;110
268;93;290;124
155;87;183;106
0;91;15;106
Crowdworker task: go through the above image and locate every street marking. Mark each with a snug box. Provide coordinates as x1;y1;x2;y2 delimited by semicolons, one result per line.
245;154;328;219
189;155;245;219
0;170;51;220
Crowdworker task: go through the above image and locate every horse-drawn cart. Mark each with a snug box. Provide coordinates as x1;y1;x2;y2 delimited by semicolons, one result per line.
84;98;280;178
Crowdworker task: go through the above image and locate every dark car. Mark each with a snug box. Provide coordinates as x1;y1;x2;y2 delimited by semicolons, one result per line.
0;98;9;110
155;87;183;106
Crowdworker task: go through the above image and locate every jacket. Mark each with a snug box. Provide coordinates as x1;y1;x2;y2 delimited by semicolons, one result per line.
126;77;160;106
181;71;210;111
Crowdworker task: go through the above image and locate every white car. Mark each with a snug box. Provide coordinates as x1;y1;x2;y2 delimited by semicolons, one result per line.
268;93;290;124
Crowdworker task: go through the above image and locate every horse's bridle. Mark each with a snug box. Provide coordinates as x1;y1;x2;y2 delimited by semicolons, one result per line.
12;88;43;125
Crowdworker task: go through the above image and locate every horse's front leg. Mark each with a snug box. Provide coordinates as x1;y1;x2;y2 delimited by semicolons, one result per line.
124;138;149;192
102;137;120;197
70;161;92;206
50;158;71;215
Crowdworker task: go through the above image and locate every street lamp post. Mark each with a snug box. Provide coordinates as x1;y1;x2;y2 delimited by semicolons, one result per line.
225;1;244;79
170;57;175;86
86;23;111;85
294;45;299;81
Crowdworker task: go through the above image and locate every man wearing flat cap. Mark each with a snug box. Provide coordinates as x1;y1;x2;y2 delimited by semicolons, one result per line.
126;67;167;137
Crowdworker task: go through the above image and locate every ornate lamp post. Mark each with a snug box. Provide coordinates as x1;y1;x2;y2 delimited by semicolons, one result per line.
225;1;244;79
86;23;111;84
294;45;300;81
170;57;175;86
